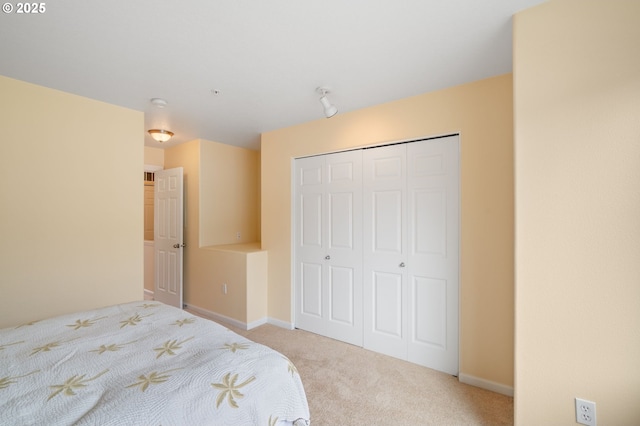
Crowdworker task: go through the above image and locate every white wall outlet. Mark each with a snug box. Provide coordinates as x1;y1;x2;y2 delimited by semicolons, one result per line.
236;231;241;240
222;283;227;295
575;397;596;426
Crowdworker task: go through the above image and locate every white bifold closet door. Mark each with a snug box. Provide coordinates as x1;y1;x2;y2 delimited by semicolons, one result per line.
294;135;459;375
294;150;363;346
363;138;459;375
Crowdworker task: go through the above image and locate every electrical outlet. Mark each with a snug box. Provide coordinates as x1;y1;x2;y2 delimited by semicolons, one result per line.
575;398;596;426
236;231;241;240
222;283;227;295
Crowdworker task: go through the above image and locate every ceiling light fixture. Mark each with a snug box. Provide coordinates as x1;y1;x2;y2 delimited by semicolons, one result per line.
148;129;174;143
150;98;168;108
316;87;338;118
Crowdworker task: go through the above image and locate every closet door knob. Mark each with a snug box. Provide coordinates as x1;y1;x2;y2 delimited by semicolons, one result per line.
399;262;405;268
325;255;331;260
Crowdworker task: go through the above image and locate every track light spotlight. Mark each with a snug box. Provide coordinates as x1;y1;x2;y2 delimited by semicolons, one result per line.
316;87;338;118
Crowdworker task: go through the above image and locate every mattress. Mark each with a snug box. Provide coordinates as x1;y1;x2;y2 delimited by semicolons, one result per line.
0;301;310;425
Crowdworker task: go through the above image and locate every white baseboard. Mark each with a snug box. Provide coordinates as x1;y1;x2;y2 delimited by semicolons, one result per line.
247;317;268;330
267;317;294;330
143;289;154;299
183;303;294;331
184;303;249;330
458;373;514;397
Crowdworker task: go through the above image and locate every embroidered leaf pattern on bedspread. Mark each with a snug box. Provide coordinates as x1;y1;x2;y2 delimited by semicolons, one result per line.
211;372;256;408
172;318;196;327
90;340;138;355
268;415;279;426
15;320;41;328
119;313;152;328
154;337;194;358
0;370;40;389
126;369;183;392
284;356;299;376
0;340;24;351
30;341;61;356
48;369;108;401
222;342;250;353
66;317;107;330
138;303;160;309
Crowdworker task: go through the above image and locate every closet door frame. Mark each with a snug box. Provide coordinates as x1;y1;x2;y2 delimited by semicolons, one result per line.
292;134;460;376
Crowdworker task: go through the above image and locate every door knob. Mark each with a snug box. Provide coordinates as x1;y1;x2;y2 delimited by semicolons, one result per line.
399;262;405;268
173;243;183;248
325;255;331;260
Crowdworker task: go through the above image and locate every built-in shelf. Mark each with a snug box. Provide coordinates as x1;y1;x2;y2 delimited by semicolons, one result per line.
201;242;263;253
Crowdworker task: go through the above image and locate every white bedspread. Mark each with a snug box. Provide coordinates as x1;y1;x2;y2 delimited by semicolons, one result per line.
0;301;310;425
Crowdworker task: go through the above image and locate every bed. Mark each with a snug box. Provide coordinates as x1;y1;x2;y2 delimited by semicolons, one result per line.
0;301;310;425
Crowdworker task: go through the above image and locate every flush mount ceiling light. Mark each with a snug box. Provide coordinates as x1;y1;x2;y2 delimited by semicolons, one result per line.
316;87;338;118
148;129;174;143
150;97;168;108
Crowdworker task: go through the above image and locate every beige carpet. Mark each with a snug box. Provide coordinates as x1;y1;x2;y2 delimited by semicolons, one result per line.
221;322;513;426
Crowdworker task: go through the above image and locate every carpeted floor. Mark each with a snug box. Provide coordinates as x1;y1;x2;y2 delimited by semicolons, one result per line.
221;322;513;426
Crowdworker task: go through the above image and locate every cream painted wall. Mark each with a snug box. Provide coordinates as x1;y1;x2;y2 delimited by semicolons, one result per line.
164;139;262;324
514;1;640;424
262;75;515;388
0;76;143;328
200;139;260;246
144;146;164;168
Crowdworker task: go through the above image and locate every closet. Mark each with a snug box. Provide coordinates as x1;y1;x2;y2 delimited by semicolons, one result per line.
294;135;459;375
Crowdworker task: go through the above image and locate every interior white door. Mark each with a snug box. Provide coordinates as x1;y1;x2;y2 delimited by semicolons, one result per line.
362;144;408;360
294;151;363;346
406;136;459;375
362;136;459;374
154;167;184;309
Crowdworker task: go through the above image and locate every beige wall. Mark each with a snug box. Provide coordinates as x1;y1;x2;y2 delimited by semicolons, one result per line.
200;140;260;246
262;74;514;388
144;146;164;168
514;1;640;424
164;139;262;324
0;76;144;328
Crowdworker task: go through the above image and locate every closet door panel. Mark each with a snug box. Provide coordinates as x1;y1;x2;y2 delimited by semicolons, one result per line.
372;190;403;253
372;271;403;337
407;136;459;375
412;276;447;348
300;262;323;318
301;193;323;248
295;156;327;332
328;192;354;250
324;150;363;345
413;189;446;257
329;265;355;324
295;151;362;346
363;144;408;360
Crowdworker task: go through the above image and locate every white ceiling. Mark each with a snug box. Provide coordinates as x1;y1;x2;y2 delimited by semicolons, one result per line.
0;0;545;150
